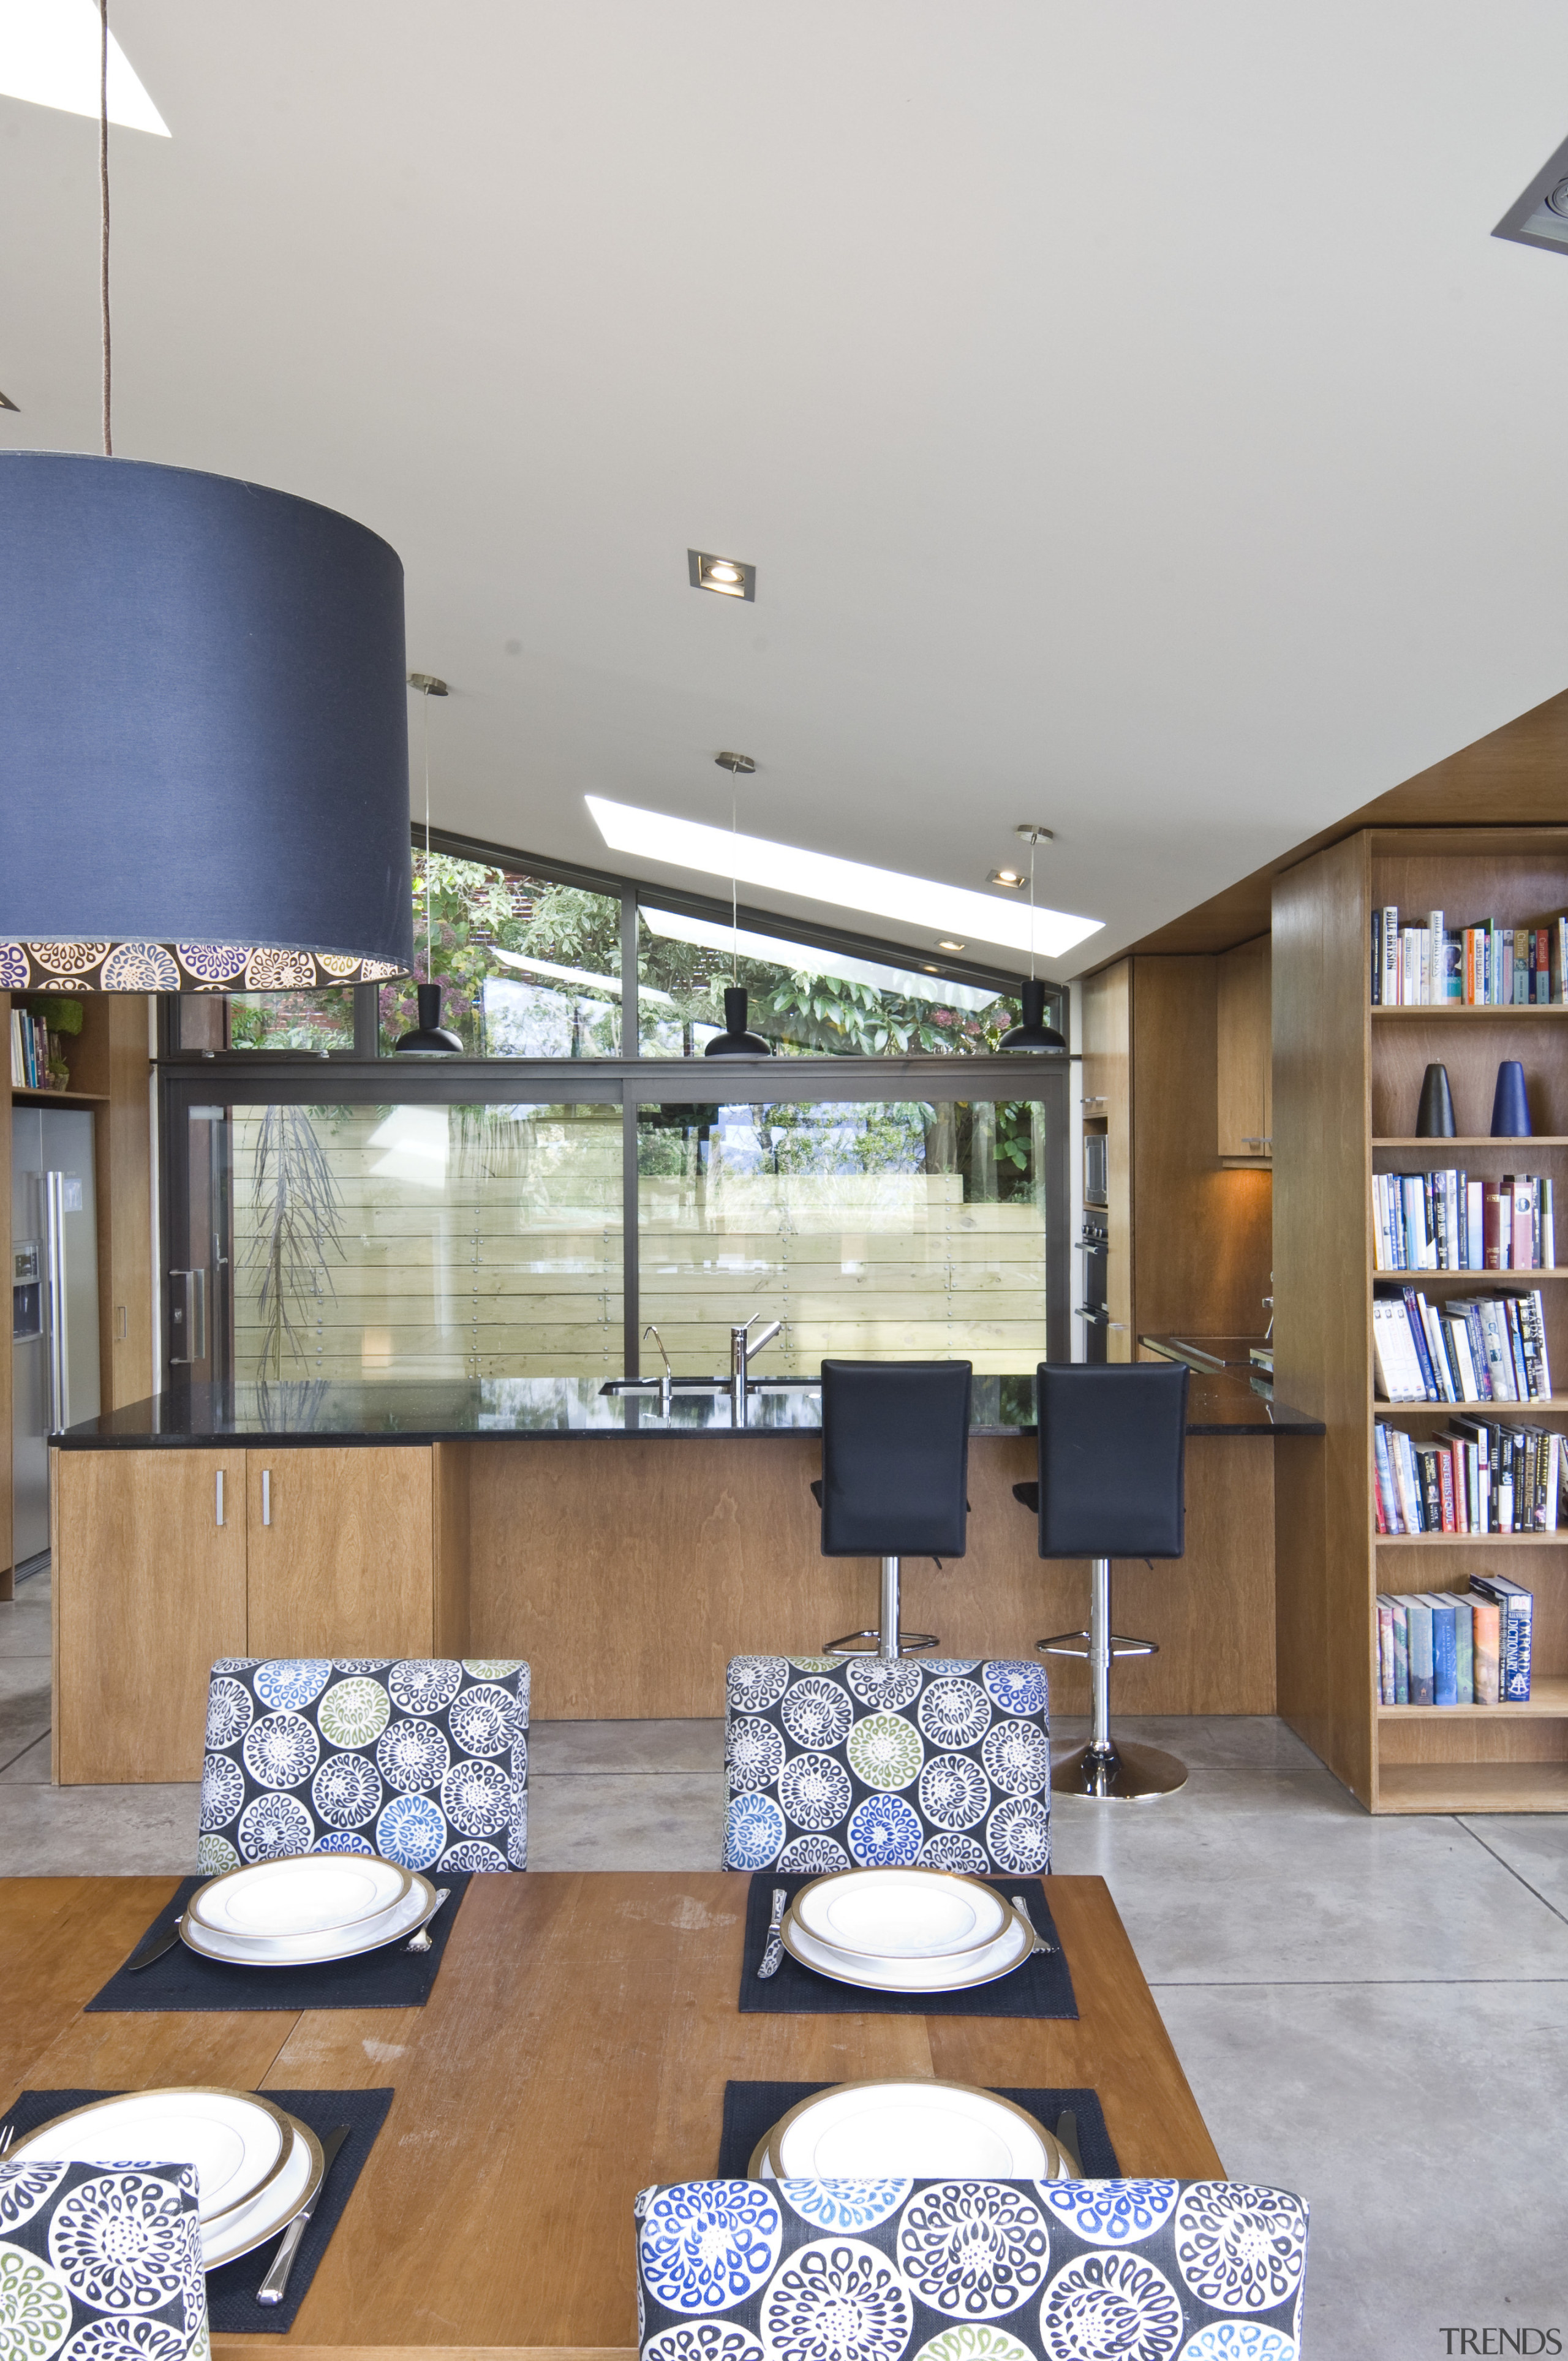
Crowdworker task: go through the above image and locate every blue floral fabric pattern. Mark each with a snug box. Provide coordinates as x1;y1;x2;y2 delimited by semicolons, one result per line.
0;2158;208;2361
199;1656;529;1875
636;2179;1308;2361
723;1658;1050;1876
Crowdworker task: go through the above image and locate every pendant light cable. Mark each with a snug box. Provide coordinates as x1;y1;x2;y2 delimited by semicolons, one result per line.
98;0;111;455
1028;835;1036;984
731;790;739;986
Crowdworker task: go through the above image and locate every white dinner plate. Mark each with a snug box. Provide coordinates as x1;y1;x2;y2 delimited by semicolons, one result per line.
12;2087;294;2228
188;1854;412;1941
766;2080;1060;2180
201;2115;325;2270
793;1868;1010;1960
780;1902;1031;1992
180;1874;435;1965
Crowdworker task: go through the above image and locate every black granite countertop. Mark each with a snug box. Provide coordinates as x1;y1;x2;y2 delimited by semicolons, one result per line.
58;1371;1324;1447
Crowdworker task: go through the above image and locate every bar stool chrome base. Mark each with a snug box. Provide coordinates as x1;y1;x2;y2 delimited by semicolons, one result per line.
1050;1737;1188;1800
1038;1555;1187;1801
824;1557;939;1663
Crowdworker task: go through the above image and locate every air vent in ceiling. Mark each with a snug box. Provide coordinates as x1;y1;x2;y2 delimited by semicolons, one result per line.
1494;134;1568;255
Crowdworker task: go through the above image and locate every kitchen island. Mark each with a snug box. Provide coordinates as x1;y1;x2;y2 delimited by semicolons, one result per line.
51;1372;1322;1782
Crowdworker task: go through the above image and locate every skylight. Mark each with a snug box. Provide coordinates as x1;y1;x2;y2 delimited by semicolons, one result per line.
640;907;1003;1011
0;0;170;135
587;796;1102;962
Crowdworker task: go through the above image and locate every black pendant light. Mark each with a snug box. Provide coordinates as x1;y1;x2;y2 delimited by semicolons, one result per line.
704;983;774;1057
998;825;1068;1052
394;677;462;1054
702;752;772;1059
0;6;413;996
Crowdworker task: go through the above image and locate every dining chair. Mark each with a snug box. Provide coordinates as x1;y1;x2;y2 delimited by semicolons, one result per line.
723;1650;1050;1875
198;1655;529;1875
636;2175;1309;2361
0;2156;211;2356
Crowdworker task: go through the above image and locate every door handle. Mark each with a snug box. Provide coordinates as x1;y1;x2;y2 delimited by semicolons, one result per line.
216;1468;224;1527
168;1269;207;1364
45;1170;69;1433
262;1468;271;1527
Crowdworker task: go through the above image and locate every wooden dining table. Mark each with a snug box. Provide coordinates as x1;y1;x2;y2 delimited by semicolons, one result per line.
5;1872;1221;2361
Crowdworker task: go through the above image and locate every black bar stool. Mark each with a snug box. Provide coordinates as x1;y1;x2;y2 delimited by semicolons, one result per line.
1013;1361;1189;1799
815;1359;972;1660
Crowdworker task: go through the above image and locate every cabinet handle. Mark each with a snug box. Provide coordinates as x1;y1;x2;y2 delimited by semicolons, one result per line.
1080;1095;1107;1106
262;1468;271;1527
216;1469;224;1527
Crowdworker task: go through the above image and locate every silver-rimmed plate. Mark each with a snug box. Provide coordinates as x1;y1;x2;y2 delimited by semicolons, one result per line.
12;2086;296;2232
181;1872;436;1965
793;1867;1012;1960
780;1898;1031;1992
202;2112;325;2270
187;1854;414;1943
748;2079;1064;2181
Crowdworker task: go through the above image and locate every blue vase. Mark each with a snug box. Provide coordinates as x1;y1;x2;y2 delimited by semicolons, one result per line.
1490;1059;1532;1138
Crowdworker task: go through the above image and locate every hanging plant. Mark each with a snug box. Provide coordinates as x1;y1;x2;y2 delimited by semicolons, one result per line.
245;1104;346;1378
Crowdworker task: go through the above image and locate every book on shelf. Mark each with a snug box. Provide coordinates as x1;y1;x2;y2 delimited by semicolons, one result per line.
1369;905;1568;1005
1374;1579;1531;1704
1372;1171;1554;1272
9;1007;51;1090
1373;1416;1562;1532
1371;1285;1553;1403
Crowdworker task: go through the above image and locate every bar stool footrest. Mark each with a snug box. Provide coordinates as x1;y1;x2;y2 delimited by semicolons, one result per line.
824;1629;940;1658
1037;1630;1159;1661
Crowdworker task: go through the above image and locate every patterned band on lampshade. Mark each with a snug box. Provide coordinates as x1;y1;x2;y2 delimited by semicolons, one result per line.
0;941;407;994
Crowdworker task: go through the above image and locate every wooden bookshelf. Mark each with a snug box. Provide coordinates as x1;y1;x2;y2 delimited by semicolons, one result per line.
12;1089;110;1109
1274;827;1568;1812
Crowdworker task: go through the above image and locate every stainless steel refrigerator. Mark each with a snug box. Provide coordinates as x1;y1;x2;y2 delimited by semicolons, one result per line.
11;1106;100;1570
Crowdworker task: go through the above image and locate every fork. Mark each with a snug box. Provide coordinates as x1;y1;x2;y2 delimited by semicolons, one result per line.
1010;1891;1056;1956
0;2122;14;2159
405;1887;450;1954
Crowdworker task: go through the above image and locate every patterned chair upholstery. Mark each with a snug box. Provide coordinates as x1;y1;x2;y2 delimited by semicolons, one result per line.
723;1653;1050;1876
199;1656;529;1875
636;2176;1310;2361
0;2157;209;2359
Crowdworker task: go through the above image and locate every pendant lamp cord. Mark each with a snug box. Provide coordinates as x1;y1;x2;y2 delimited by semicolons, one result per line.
731;791;739;986
1028;836;1036;983
98;0;111;456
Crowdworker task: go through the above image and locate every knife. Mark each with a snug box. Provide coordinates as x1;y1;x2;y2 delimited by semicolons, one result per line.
756;1887;789;1979
125;1925;181;1974
256;2125;351;2306
1054;2109;1084;2179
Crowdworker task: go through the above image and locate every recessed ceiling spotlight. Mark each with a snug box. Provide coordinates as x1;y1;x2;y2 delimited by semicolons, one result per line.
688;548;756;600
937;939;965;952
988;869;1025;888
922;964;941;974
1494;135;1568;254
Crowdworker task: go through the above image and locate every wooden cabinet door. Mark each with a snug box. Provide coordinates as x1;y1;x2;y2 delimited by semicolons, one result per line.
246;1448;434;1660
1218;935;1272;1160
56;1448;246;1783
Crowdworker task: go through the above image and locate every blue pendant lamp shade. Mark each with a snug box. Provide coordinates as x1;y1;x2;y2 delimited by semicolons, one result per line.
0;453;413;991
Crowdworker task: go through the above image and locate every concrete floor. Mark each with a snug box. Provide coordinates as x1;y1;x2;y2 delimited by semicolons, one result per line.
4;1567;1566;2354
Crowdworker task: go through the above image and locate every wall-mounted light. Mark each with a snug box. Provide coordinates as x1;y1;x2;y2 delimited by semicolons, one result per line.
688;548;756;600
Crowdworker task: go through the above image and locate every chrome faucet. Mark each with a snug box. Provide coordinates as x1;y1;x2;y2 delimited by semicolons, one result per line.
644;1323;674;1417
731;1315;782;1425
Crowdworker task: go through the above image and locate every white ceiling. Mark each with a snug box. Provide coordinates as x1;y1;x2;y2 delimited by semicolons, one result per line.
5;1;1568;979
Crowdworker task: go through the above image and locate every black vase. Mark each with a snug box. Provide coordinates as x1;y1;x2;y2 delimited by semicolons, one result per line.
1415;1063;1457;1139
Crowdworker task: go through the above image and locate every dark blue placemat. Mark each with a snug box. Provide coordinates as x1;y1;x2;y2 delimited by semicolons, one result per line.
739;1875;1077;2017
718;2079;1118;2177
84;1874;470;2012
1;2087;393;2333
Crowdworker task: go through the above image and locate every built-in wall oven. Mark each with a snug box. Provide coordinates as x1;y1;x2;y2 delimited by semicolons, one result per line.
1077;1214;1110;1363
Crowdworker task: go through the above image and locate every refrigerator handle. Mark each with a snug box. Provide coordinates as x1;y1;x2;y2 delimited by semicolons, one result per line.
168;1269;208;1365
45;1169;69;1434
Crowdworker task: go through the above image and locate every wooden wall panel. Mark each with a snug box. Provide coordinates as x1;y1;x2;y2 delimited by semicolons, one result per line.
1131;959;1274;1342
465;1432;1276;1720
432;1440;472;1659
1272;834;1374;1804
1080;961;1131;1359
